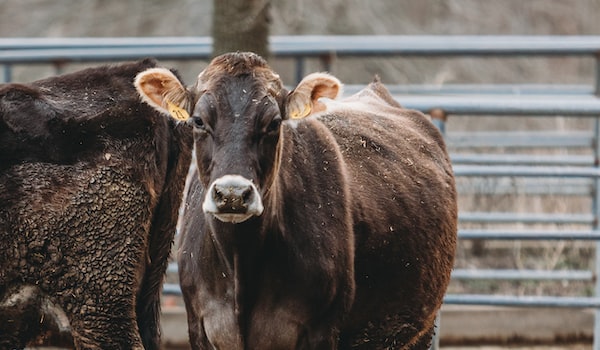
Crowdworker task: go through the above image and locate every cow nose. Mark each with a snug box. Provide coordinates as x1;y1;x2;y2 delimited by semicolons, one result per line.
202;175;264;223
213;182;253;213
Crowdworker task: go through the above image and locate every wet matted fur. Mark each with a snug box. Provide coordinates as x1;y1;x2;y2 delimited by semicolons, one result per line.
0;59;192;349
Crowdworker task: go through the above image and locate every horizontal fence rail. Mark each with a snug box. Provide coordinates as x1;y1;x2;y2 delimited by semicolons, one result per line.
398;94;600;116
4;35;600;83
459;212;595;225
454;164;600;178
448;131;594;149
4;35;600;347
456;177;595;196
4;35;600;62
451;154;595;166
445;295;600;309
343;83;595;96
451;269;594;281
458;229;600;240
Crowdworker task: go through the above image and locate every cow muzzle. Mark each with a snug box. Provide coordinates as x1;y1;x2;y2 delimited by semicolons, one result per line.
202;175;264;223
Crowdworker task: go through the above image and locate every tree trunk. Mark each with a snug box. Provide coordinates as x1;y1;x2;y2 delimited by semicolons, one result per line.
212;0;271;59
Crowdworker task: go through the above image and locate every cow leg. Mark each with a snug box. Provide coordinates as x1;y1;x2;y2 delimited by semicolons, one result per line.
55;272;144;350
65;303;144;350
186;315;212;350
408;325;434;350
341;313;434;350
186;305;243;350
296;326;339;350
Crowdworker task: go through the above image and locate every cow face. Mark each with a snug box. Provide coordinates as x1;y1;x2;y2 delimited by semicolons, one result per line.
135;52;341;224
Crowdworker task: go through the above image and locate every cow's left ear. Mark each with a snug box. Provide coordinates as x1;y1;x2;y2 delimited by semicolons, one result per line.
286;72;342;119
134;68;191;121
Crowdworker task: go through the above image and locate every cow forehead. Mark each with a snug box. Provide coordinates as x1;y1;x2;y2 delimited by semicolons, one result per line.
196;52;283;101
202;52;273;77
228;78;272;111
202;70;279;95
198;75;279;118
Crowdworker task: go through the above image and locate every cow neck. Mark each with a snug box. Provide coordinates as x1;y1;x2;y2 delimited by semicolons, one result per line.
206;214;270;276
262;125;286;226
206;221;234;274
207;216;267;334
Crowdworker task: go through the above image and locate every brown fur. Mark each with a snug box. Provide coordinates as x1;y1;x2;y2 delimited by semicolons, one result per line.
0;59;193;349
321;77;457;349
140;52;457;350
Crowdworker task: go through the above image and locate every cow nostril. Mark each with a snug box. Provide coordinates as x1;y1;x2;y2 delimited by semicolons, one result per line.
242;187;252;203
213;186;224;202
212;183;253;212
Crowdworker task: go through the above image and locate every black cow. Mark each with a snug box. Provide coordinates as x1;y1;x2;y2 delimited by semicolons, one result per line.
135;52;457;349
0;59;192;349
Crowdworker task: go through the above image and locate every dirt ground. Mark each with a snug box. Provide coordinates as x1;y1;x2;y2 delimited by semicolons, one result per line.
443;347;591;350
30;345;593;350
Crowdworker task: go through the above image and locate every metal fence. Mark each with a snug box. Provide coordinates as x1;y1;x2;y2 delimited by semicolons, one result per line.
4;35;600;347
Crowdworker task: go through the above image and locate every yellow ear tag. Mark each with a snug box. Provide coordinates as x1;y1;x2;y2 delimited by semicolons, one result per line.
167;101;190;121
290;103;311;119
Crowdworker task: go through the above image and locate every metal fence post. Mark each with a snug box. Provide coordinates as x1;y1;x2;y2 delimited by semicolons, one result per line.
593;54;600;350
430;311;441;350
429;108;447;135
294;57;305;84
2;64;11;82
429;108;447;350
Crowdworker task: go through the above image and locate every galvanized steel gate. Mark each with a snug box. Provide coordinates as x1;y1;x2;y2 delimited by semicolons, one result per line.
3;35;600;347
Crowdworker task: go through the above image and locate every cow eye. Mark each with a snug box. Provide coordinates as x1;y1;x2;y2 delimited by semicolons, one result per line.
192;115;205;129
266;117;282;134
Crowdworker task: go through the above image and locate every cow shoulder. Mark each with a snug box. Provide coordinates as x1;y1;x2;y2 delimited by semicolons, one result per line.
317;79;454;223
278;117;354;265
0;83;65;168
0;60;167;169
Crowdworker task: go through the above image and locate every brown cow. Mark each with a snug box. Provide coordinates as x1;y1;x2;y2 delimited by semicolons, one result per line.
0;59;192;349
136;52;457;349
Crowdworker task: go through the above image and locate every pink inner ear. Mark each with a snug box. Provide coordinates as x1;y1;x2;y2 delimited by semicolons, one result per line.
309;82;339;114
312;82;339;101
138;74;167;107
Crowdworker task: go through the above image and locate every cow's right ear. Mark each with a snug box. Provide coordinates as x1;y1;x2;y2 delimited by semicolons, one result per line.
134;68;191;121
286;72;342;119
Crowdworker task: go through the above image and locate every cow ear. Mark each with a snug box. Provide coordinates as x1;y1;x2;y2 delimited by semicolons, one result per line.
286;72;342;119
134;68;191;121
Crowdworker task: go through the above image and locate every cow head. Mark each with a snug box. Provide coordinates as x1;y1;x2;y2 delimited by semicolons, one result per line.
135;52;341;223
